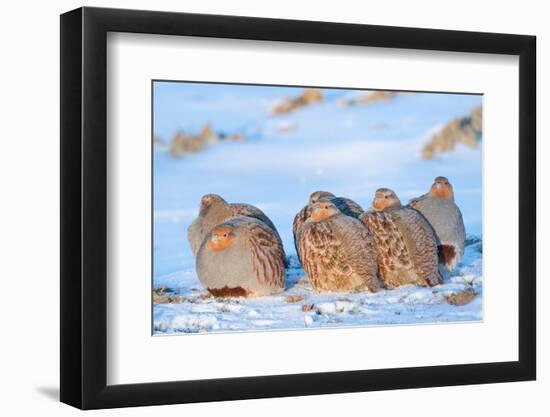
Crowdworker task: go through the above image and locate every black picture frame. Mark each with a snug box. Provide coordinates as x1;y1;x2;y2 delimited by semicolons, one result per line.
60;6;536;410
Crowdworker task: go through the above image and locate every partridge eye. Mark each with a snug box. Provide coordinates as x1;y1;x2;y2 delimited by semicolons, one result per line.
223;233;227;237
385;195;389;199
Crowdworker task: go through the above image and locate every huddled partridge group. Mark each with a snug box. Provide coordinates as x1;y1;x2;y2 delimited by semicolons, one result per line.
187;176;466;298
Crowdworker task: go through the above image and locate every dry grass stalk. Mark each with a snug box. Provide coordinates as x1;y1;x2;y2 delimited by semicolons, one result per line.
422;105;482;159
272;88;323;115
285;295;305;303
152;286;184;304
153;294;183;304
168;123;246;157
200;123;220;144
339;91;398;107
169;132;206;156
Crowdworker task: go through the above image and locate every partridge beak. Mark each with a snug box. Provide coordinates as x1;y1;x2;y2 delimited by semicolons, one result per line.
211;235;220;242
435;183;443;189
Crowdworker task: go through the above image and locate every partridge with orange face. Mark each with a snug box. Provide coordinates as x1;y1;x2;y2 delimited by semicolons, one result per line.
298;201;380;293
196;216;286;297
187;194;283;257
361;188;442;289
293;191;364;263
408;177;466;271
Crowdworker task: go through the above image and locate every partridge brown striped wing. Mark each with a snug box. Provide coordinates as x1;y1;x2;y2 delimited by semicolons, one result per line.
392;208;442;286
231;203;277;231
231;202;284;250
330;197;364;218
336;217;380;291
361;211;413;280
298;221;355;290
292;205;310;261
247;221;286;289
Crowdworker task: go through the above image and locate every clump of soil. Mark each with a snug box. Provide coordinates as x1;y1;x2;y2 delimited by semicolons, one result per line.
339;90;399;107
301;303;315;312
465;236;482;247
422;106;482;159
445;288;478;306
465;236;483;254
195;293;213;301
153;285;183;304
272;88;323;115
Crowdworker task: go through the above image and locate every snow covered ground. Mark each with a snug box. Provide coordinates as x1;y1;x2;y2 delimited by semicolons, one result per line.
152;82;483;335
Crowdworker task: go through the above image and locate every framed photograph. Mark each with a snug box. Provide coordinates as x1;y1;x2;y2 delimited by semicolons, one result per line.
60;6;536;410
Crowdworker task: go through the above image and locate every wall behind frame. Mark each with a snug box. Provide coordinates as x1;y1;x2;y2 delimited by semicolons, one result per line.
0;0;544;416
